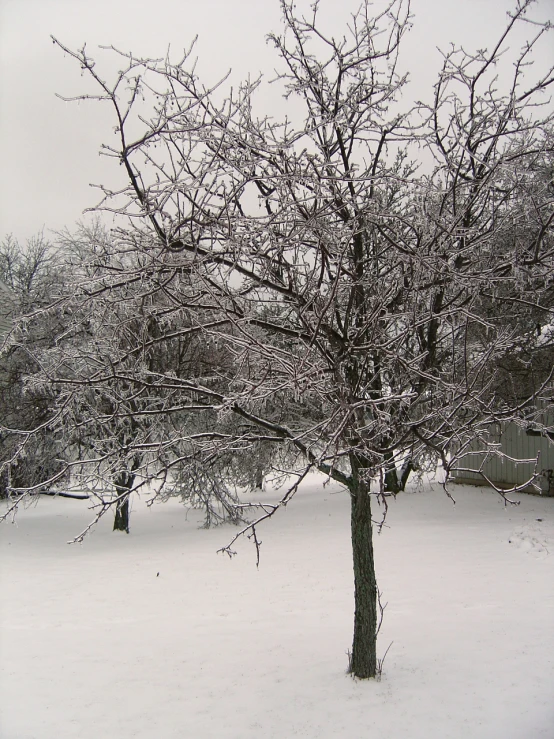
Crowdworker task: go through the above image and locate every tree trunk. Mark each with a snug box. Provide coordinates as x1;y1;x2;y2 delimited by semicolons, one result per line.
255;466;264;490
113;471;133;533
384;456;413;493
349;469;378;678
113;495;130;533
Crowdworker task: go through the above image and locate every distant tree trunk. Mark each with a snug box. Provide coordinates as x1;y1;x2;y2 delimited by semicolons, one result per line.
384;455;413;494
349;458;378;679
113;471;134;533
255;466;264;490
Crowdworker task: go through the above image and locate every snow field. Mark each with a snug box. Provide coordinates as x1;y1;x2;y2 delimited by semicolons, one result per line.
1;479;553;738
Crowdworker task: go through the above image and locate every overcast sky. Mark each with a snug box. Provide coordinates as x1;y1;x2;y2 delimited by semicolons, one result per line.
1;0;552;242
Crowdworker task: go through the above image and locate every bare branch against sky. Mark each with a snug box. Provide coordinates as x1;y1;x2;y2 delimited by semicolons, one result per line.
1;0;552;240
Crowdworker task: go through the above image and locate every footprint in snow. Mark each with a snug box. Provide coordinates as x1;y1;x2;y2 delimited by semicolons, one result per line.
508;523;550;556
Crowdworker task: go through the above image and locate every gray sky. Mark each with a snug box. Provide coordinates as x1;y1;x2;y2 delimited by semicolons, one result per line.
1;0;552;242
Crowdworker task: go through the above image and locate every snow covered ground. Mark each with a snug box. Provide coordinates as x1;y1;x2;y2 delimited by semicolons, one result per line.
1;478;553;739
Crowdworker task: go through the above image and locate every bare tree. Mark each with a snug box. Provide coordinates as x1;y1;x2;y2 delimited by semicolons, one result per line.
24;222;248;534
5;0;553;678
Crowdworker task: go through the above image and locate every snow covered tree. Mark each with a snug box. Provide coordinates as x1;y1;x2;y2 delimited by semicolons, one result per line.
0;233;68;498
5;0;553;678
23;221;249;535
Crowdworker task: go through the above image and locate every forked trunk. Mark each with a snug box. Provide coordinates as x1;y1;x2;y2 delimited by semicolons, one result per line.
349;470;378;678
